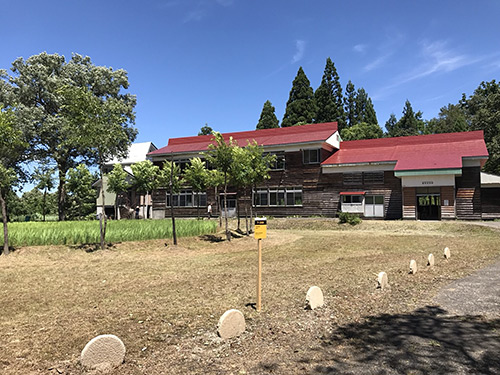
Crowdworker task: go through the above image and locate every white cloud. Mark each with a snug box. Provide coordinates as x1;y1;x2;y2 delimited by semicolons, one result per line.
353;44;367;53
364;54;391;72
292;40;306;63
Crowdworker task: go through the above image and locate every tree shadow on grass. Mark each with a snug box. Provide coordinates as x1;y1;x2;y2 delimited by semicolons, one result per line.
313;306;500;374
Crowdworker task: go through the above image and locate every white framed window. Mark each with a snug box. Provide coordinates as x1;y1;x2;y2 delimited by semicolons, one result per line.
167;189;207;207
340;193;364;213
254;187;302;207
303;149;320;164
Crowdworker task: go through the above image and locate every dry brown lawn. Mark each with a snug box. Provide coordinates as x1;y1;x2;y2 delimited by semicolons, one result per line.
0;219;499;374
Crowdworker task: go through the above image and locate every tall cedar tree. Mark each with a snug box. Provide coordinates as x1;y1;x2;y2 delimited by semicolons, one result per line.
281;67;317;127
461;80;500;174
355;88;378;125
256;100;279;129
344;80;356;128
9;53;136;221
314;58;345;129
385;100;424;137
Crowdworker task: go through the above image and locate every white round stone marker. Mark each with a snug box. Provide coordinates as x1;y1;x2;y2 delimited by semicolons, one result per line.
444;247;451;259
377;272;388;290
428;253;435;267
409;259;418;274
217;309;245;339
305;286;324;310
80;334;126;369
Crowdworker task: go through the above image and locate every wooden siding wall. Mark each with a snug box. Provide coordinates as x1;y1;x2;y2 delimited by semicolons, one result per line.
150;150;405;219
481;187;500;219
403;187;416;219
455;167;482;220
440;186;456;219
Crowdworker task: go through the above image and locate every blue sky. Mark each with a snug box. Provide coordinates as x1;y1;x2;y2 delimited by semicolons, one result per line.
2;0;500;150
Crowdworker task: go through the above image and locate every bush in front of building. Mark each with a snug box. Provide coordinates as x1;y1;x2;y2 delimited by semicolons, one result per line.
338;212;362;225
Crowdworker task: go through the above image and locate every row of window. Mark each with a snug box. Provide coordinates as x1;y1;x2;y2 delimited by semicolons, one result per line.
254;187;303;207
165;188;304;207
343;172;384;186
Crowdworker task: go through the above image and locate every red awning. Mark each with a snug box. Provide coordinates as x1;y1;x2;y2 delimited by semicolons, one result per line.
340;191;365;195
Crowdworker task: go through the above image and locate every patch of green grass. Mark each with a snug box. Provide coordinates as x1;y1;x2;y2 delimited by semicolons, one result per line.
2;219;217;246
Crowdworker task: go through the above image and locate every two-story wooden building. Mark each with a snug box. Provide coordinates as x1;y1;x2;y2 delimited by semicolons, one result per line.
147;122;489;220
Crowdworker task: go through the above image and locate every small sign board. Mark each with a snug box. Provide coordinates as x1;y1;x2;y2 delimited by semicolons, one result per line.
254;217;267;239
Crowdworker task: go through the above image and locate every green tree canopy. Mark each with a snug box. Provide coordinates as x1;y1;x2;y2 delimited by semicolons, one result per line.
461;80;500;174
183;157;209;219
355;88;378;126
107;163;130;219
340;122;383;141
65;164;97;220
281;67;317;127
314;57;345;129
426;104;469;134
385;100;425;137
8;52;136;221
198;124;213;136
0;107;27;254
256;100;279;129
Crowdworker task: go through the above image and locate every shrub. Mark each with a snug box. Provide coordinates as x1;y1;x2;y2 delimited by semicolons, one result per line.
338;212;362;226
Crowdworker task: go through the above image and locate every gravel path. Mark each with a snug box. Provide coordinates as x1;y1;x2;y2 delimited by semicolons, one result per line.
434;259;500;317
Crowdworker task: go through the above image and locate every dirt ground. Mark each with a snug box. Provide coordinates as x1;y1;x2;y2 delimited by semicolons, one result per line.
0;219;499;374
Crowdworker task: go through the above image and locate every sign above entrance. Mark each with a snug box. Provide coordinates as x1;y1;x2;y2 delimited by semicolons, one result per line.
400;174;456;188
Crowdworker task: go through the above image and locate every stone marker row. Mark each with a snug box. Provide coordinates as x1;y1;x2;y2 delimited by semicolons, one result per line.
378;247;451;290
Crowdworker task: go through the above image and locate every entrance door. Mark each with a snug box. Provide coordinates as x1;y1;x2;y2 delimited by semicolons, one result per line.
417;194;441;220
364;195;384;217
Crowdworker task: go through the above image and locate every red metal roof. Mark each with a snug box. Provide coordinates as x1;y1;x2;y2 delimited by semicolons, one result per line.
149;122;338;156
322;131;488;171
340;191;365;195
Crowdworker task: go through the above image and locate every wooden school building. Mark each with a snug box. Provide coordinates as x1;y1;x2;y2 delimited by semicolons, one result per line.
147;122;490;220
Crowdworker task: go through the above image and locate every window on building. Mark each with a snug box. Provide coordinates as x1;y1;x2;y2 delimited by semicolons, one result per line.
303;149;320;164
167;189;207;207
254;187;303;207
266;152;286;170
341;195;363;204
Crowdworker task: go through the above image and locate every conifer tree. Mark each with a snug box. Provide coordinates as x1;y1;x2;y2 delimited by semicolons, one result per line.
344;80;356;128
281;67;317;127
355;88;378;125
256;100;279;129
314;58;345;128
385;100;424;137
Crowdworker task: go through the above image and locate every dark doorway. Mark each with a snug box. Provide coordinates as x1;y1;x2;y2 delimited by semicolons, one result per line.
417;194;441;220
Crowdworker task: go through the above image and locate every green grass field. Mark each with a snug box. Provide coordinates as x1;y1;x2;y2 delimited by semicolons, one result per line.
2;219;217;246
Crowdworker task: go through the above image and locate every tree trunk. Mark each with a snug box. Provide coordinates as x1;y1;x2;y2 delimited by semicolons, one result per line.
237;196;241;231
216;185;222;227
250;184;255;232
57;166;67;221
197;193;200;220
170;156;177;245
42;188;47;222
244;188;249;235
224;174;230;241
99;165;107;250
0;190;9;255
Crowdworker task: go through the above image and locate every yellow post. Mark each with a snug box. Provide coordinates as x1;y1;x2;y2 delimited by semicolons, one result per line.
257;238;262;312
254;217;267;312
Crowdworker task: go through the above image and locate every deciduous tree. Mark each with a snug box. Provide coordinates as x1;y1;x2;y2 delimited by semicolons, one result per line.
183;157;209;219
65;164;97;220
106;164;130;220
8;52;136;221
131;160;160;220
0;108;27;255
340;122;383;141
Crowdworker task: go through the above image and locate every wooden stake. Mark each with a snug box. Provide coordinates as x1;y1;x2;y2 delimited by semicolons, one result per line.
257;238;262;312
